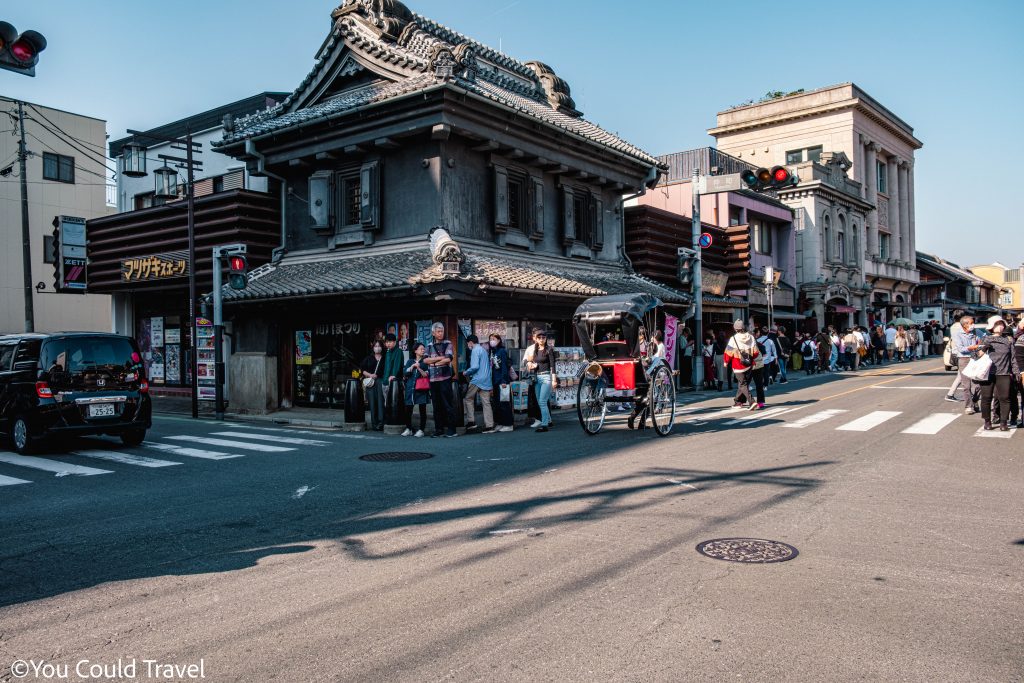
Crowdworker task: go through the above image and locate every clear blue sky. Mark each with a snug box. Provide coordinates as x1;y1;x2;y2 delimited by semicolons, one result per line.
5;0;1022;268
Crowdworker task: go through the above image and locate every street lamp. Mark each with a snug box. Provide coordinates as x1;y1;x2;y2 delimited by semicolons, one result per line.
120;143;147;178
153;165;178;199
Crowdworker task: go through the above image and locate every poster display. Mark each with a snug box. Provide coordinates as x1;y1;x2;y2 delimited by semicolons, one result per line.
473;320;506;343
415;320;434;349
195;317;216;400
295;330;312;365
150;317;164;348
149;349;165;383
165;328;181;345
552;346;586;407
165;344;181;383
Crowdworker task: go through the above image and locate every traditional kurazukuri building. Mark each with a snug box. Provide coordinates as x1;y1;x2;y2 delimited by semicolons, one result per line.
212;0;688;412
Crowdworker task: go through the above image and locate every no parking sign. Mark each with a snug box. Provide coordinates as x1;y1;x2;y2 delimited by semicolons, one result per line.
698;232;713;249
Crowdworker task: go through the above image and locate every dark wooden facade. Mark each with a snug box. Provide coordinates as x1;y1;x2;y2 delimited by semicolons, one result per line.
86;189;280;293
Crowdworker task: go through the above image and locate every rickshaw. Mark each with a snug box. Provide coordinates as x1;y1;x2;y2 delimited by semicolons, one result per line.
572;293;676;436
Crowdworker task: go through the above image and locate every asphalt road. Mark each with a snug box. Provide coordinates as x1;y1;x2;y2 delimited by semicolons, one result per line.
1;360;1022;682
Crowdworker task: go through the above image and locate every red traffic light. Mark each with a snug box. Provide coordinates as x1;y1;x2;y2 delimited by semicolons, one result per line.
772;166;790;184
228;255;246;272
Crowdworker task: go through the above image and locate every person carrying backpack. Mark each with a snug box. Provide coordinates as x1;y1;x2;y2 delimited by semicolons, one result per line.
800;333;818;375
724;319;764;410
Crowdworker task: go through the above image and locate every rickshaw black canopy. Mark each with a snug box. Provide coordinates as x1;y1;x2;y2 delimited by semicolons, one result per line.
573;293;663;360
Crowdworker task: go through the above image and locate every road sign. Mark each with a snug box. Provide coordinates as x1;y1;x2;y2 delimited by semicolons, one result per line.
698;173;743;194
698;232;713;249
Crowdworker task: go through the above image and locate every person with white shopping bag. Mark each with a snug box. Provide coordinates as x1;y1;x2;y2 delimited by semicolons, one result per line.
949;315;982;414
488;334;516;432
972;316;1021;432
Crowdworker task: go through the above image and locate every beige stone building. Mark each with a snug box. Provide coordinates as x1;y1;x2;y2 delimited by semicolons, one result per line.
709;83;922;329
0;97;113;334
968;262;1023;318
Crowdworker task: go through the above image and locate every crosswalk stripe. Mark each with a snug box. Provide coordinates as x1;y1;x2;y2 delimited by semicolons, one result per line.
974;426;1015;439
71;450;182;468
901;413;960;435
836;411;902;432
164;435;295;452
0;473;32;486
724;406;800;425
210;424;376;440
143;441;244;460
784;409;848;429
210;431;328;446
0;453;112;477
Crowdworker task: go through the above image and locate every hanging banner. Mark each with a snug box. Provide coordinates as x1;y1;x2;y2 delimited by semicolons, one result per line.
664;314;679;372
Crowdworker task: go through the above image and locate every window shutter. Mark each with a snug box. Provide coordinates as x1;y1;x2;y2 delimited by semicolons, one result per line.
530;175;545;238
561;186;575;245
309;171;332;230
494;165;509;230
592;194;604;249
360;160;380;229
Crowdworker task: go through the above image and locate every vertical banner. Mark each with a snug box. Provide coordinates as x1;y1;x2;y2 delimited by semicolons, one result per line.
664;314;679;372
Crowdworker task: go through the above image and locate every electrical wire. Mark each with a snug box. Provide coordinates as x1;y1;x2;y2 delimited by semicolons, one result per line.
27;103;109;153
25;131;113;180
25;116;112;169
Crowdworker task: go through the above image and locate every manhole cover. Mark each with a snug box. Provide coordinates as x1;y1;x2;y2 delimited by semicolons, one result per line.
359;452;434;462
695;538;798;564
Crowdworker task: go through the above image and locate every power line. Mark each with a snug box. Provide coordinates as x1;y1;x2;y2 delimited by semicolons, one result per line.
24;115;113;169
26;103;108;153
25;131;113;180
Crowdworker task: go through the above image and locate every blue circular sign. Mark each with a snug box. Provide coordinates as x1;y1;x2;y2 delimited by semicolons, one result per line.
698;232;713;249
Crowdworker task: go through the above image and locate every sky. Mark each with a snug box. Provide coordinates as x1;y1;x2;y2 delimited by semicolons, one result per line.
4;0;1022;269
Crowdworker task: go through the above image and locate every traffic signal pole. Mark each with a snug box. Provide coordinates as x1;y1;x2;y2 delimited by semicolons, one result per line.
17;101;33;332
691;168;704;389
211;244;245;420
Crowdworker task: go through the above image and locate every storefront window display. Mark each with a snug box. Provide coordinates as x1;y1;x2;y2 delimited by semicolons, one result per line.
136;314;187;387
294;322;367;407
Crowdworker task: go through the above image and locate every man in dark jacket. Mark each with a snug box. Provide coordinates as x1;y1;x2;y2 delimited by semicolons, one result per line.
977;316;1021;431
774;325;792;384
1011;318;1024;428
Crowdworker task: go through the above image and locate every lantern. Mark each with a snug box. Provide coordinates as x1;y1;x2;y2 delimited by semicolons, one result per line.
153;165;178;199
121;143;147;178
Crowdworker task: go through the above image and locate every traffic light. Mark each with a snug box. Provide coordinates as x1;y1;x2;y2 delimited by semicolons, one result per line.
741;165;799;192
227;254;248;290
677;247;696;292
0;22;46;77
51;223;61;291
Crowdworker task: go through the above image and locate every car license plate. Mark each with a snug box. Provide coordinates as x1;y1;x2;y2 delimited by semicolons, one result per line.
89;403;116;418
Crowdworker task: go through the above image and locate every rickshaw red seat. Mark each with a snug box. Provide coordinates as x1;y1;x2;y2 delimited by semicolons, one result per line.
611;361;635;390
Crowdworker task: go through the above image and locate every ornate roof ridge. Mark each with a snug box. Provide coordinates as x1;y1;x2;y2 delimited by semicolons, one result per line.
409;12;537;81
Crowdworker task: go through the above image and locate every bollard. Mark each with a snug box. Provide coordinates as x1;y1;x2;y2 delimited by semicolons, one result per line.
450;378;466;434
343;377;366;431
383;379;406;435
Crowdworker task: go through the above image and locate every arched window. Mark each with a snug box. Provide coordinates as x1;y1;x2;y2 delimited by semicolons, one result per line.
837;214;845;264
823;214;832;262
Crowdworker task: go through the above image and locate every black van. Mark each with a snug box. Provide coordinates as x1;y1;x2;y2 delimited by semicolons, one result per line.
0;332;152;454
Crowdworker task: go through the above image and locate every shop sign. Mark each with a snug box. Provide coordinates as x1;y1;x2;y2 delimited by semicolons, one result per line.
122;251;189;282
57;216;88;291
702;268;729;296
826;284;851;302
315;322;361;336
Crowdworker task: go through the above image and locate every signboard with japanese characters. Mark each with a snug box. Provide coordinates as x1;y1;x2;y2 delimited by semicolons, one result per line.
57;215;88;291
121;251;189;282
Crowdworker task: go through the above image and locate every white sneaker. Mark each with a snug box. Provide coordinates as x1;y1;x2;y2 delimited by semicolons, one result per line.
529;420;542;428
497;426;513;433
401;428;413;437
414;430;424;438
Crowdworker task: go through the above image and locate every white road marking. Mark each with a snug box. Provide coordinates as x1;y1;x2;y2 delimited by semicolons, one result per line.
974;426;1015;439
784;409;848;429
0;473;31;486
724;406;801;425
836;411;902;432
71;450;182;468
164;436;295;452
901;413;960;435
216;424;376;440
0;453;111;477
143;441;245;460
210;431;329;446
665;478;699;490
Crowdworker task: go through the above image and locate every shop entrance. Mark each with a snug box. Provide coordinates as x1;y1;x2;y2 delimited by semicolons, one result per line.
825;298;855;331
294;323;367;407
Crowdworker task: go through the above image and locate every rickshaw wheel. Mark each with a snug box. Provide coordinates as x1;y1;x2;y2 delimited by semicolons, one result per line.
649;365;676;437
577;376;607;435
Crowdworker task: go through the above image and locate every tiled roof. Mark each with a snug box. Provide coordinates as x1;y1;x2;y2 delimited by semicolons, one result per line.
224;248;690;305
215;5;659;166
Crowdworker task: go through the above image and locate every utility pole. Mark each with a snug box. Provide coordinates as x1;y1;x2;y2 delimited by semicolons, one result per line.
185;130;198;419
17;100;34;332
690;168;704;389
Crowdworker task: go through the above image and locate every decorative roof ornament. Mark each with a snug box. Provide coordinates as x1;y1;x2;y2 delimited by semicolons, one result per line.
452;43;478;81
429;44;456;82
429;226;464;274
332;0;413;42
525;61;581;117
